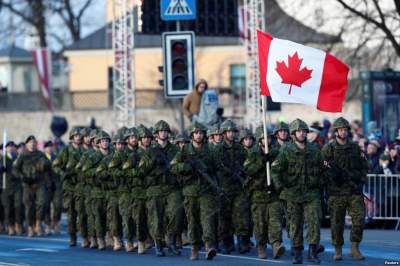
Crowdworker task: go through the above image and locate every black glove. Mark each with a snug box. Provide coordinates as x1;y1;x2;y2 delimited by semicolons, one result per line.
262;153;271;162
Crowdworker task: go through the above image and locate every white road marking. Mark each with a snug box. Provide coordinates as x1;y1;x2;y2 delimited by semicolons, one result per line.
16;248;59;253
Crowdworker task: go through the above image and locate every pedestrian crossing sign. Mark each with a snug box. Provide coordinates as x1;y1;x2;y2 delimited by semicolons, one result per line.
161;0;196;21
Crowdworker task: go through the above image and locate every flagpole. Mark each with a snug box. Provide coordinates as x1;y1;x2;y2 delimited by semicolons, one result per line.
2;129;7;190
261;96;271;187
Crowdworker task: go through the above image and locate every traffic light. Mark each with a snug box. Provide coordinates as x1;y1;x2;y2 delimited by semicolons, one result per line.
162;31;195;98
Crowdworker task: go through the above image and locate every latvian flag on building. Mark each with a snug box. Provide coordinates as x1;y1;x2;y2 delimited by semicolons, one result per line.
257;30;349;112
32;48;52;111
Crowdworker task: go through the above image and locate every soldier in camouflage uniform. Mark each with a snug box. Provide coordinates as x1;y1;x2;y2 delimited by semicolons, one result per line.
214;119;251;254
170;121;219;260
0;141;23;236
53;127;83;246
82;131;112;250
13;136;50;237
271;119;326;264
207;124;223;147
174;134;189;149
239;128;255;153
153;120;184;255
98;132;125;251
322;117;368;261
135;123;170;257
75;128;99;248
273;122;290;148
243;126;285;259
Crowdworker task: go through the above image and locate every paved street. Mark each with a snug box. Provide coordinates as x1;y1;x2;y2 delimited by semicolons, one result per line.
1;224;399;266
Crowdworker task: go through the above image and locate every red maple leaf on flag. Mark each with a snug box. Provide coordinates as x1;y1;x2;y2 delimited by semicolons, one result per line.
275;52;313;95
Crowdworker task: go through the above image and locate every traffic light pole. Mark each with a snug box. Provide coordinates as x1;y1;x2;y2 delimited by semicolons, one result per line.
176;20;185;133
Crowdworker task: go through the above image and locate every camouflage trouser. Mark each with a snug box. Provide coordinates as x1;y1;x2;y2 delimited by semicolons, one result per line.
165;190;185;237
85;194;96;239
92;197;107;238
287;199;321;248
107;193;122;238
119;192;134;241
328;194;365;246
63;189;77;236
146;196;165;241
251;200;284;245
184;194;217;246
44;182;62;225
23;183;46;226
281;200;290;239
218;192;251;239
1;186;23;225
76;193;88;238
132;198;148;242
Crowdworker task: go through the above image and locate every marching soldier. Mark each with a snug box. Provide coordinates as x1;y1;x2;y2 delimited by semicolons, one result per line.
273;122;290;148
239;128;256;153
82;131;112;250
153;120;184;255
322;117;368;261
1;141;23;236
214;119;251;254
171;122;219;260
272;119;326;264
13;136;50;237
53;127;83;246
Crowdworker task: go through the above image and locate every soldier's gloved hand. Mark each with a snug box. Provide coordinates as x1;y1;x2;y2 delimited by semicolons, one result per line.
262;153;271;162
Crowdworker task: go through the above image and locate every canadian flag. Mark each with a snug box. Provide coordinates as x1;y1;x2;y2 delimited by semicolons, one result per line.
257;30;349;112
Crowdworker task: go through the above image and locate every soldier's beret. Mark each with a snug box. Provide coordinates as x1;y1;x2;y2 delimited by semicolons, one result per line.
25;135;36;143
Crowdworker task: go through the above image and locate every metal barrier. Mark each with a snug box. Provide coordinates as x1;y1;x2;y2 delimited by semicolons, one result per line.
363;174;400;230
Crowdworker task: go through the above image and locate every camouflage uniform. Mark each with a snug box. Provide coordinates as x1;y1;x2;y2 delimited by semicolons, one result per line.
13;137;50;237
0;150;22;234
82;131;112;250
136;125;170;256
243;126;285;259
153;120;184;255
271;119;326;264
322;117;368;260
214;120;251;254
170;122;219;260
239;128;256;154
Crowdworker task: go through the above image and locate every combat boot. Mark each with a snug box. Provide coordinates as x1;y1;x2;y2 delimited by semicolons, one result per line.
238;236;251;254
15;224;23;236
81;237;90;248
292;247;303;264
190;244;199;260
257;242;267;259
8;225;15;236
307;244;321;264
125;241;134;252
89;237;98;249
333;245;343;261
97;237;106;250
272;241;286;259
106;232;113;247
167;235;181;255
349;242;365;260
44;224;52;236
205;242;217;260
316;244;325;254
138;241;146;255
176;234;183;249
53;222;61;235
69;234;77;246
27;226;34;237
155;240;165;257
34;220;42;236
113;237;122;251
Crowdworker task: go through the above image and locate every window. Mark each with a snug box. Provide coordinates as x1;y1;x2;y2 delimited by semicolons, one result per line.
230;64;246;91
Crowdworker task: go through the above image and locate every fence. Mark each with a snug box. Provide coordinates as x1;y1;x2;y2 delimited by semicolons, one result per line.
363;174;400;230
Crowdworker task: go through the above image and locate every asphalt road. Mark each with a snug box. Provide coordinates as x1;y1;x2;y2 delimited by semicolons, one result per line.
0;226;399;266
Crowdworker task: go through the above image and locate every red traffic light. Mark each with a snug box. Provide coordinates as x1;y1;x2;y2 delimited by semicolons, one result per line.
172;41;186;55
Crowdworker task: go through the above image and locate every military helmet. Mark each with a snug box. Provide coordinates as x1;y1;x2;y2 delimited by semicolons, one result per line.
274;121;289;135
289;119;309;134
80;127;91;137
112;133;125;144
220;119;238;133
187;121;207;135
137;125;153;139
97;130;111;143
175;134;189;143
239;128;255;142
89;128;100;141
154;120;171;133
332;117;350;130
255;125;273;141
116;126;128;137
124;127;138;140
207;124;220;137
69;126;81;140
